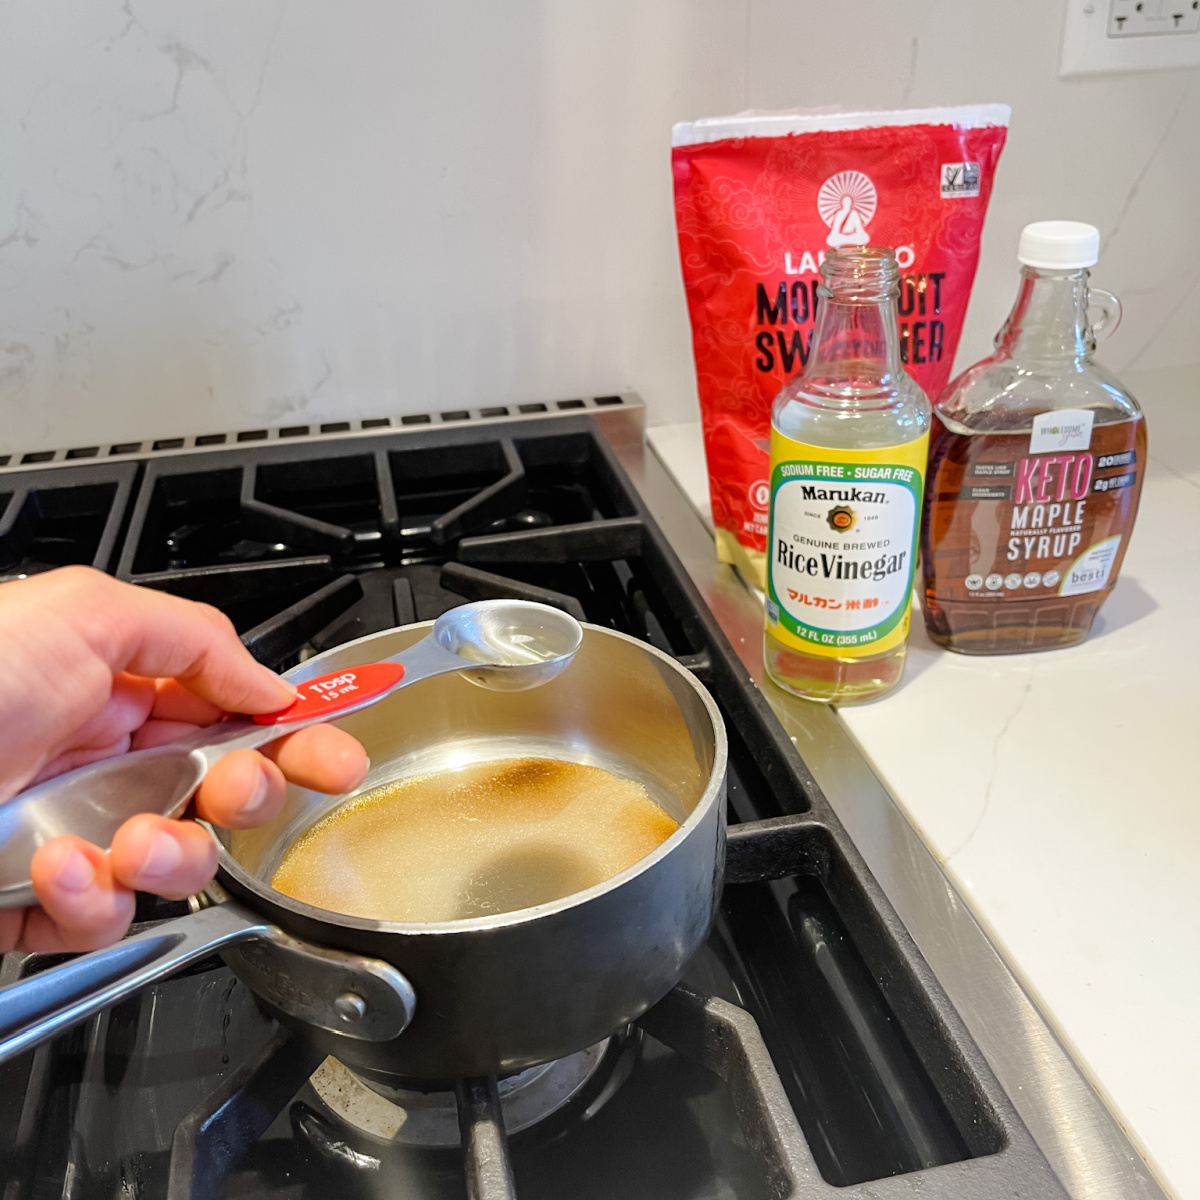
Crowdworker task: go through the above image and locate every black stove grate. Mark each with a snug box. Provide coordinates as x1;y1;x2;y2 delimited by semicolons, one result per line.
0;461;137;580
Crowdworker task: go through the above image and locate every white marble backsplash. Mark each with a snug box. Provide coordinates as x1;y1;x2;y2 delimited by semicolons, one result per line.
1;1;1197;452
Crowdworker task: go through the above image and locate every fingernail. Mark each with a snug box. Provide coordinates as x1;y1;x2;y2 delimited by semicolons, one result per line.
240;768;271;817
269;671;297;698
138;831;183;879
55;848;96;893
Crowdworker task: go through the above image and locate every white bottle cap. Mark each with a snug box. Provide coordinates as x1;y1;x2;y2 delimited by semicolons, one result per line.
1017;221;1100;270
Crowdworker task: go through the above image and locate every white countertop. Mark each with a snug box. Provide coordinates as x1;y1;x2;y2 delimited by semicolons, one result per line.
647;362;1200;1200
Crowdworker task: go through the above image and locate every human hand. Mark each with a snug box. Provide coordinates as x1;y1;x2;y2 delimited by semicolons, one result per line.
0;567;369;954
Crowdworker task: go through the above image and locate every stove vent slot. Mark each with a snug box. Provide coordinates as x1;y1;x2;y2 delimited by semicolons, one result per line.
0;395;639;474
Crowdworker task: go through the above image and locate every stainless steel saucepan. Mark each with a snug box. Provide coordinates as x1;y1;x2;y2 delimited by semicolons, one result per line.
0;621;727;1080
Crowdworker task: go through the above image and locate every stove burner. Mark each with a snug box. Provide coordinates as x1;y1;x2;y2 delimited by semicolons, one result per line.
306;1029;639;1150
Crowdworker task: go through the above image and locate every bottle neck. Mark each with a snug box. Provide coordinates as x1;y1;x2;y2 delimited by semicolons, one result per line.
995;266;1093;364
802;292;905;404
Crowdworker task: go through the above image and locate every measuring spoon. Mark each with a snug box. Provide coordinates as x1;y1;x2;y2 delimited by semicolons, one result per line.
0;599;582;908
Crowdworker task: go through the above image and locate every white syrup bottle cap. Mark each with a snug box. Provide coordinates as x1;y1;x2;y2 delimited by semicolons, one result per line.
1017;221;1100;270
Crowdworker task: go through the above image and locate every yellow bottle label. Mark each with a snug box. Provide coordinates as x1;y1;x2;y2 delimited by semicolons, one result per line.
765;430;929;660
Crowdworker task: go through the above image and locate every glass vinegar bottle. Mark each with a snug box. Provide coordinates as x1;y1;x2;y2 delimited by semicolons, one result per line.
764;247;931;704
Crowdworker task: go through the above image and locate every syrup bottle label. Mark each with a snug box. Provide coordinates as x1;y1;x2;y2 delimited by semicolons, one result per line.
923;416;1145;605
765;431;928;659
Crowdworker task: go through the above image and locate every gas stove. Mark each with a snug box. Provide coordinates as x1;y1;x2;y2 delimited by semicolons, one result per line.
0;399;1156;1199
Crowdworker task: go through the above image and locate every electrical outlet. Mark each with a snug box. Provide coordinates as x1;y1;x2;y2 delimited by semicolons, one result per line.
1109;0;1200;36
1061;0;1200;76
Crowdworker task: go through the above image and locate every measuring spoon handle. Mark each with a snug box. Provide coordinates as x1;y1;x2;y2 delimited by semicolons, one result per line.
188;633;469;766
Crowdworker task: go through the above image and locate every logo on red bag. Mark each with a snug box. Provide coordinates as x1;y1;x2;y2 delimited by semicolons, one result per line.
940;162;981;198
749;480;770;510
818;171;876;249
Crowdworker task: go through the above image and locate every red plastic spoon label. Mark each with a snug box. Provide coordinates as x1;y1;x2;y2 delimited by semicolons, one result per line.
253;661;406;725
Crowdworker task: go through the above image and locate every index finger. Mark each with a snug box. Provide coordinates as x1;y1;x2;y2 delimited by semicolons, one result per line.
50;569;296;715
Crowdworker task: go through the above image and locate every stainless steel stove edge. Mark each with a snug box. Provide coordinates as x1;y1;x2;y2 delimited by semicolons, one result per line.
618;430;1169;1200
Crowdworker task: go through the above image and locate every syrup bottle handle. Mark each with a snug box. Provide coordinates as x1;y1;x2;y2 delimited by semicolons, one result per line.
1087;287;1122;344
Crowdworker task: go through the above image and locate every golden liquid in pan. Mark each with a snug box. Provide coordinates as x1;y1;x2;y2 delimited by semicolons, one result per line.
269;757;680;922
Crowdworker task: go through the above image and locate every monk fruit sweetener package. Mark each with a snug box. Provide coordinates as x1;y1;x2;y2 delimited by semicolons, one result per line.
671;105;1009;588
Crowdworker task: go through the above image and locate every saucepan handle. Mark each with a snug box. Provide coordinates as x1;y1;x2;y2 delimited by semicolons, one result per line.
0;900;418;1066
0;902;270;1067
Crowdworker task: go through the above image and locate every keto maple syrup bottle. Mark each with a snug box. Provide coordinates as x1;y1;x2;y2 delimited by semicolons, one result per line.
921;222;1147;654
764;247;930;704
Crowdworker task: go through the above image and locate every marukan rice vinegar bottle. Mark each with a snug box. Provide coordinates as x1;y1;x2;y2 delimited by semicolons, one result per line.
764;247;931;704
921;222;1146;654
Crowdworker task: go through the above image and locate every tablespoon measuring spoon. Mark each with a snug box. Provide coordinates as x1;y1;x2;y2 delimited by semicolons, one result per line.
0;599;582;908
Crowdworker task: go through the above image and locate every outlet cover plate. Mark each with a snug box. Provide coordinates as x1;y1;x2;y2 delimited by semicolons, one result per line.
1061;0;1200;76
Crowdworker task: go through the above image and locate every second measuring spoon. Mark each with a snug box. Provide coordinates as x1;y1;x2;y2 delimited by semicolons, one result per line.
0;600;582;908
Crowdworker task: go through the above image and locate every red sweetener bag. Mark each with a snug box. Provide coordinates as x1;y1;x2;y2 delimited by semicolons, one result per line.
671;105;1009;587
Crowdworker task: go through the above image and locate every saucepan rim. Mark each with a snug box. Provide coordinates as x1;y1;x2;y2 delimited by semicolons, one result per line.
211;621;727;934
